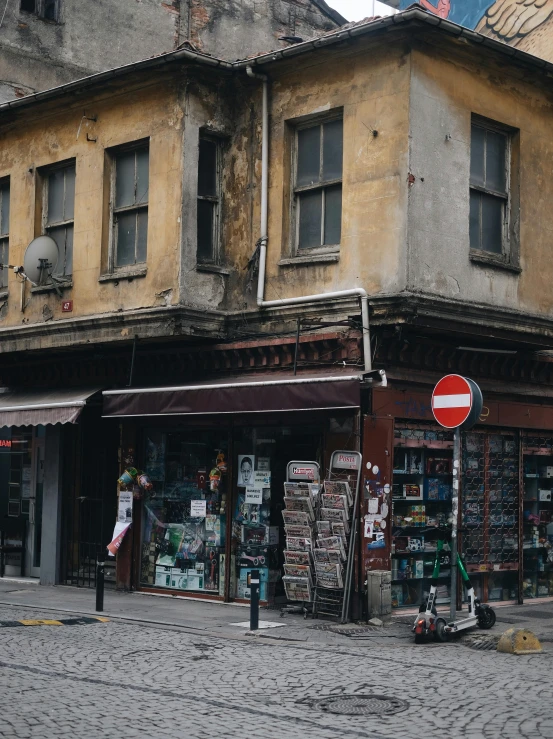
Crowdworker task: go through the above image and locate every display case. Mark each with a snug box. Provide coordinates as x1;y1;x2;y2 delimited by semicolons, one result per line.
461;431;519;603
391;424;454;609
522;438;553;599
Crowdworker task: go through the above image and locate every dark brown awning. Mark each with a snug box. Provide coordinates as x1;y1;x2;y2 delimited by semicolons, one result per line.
0;387;101;427
102;375;361;418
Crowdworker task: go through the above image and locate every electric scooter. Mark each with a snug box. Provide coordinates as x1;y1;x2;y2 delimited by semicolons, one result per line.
413;532;496;643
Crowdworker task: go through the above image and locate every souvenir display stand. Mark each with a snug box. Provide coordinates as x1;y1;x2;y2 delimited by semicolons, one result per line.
312;451;362;623
281;461;321;614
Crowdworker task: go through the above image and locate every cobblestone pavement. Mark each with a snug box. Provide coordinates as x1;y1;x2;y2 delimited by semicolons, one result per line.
0;605;552;739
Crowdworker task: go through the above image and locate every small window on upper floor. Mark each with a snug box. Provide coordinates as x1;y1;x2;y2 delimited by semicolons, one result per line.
197;135;221;265
293;116;343;252
20;0;60;22
0;181;10;291
110;143;149;270
41;161;75;277
469;118;518;268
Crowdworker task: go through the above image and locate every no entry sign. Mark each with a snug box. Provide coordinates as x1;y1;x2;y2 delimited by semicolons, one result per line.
431;375;483;430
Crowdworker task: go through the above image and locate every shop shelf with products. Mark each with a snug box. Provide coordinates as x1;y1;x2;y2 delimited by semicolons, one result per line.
391;425;454;609
522;451;553;599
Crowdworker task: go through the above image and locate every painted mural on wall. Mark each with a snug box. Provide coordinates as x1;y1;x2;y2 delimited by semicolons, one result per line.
397;1;553;61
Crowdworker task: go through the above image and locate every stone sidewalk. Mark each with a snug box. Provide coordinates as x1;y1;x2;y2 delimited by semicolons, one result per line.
0;577;552;646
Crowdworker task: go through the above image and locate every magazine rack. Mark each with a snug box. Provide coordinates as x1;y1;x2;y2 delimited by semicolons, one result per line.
281;461;321;615
312;450;363;624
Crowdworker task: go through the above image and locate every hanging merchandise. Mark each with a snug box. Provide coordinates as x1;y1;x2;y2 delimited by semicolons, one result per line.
118;467;138;486
209;467;222;492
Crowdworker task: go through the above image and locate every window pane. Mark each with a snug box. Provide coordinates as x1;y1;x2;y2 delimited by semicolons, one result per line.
0;185;9;237
322;119;343;182
486;131;506;193
470;125;485;187
298;190;322;249
469;190;481;250
297;126;320;187
20;0;35;12
64;165;75;221
136;210;148;263
324;185;342;245
0;238;8;288
481;193;504;255
136;149;149;205
48;224;73;276
198;139;217;197
197;200;215;262
48;169;65;223
44;0;57;20
116;211;137;267
115;152;136;208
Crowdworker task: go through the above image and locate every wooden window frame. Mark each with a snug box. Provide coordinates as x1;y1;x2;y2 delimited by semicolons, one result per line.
41;160;75;278
469;115;520;273
291;111;343;257
108;141;149;275
197;134;222;266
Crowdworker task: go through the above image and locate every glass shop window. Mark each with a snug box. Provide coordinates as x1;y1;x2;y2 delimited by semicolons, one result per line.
294;116;343;251
112;144;149;269
140;430;228;594
232;425;323;603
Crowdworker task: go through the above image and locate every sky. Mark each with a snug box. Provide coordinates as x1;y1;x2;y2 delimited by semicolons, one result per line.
327;0;396;22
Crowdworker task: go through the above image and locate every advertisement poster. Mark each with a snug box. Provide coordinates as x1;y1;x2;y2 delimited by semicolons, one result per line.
118;491;133;523
190;499;207;518
237;455;255;486
245;487;263;504
107;522;131;556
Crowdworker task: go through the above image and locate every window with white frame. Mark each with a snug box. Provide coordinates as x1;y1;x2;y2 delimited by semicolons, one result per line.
294;116;343;251
111;144;149;270
197;136;221;265
0;181;9;290
469;121;510;257
43;162;75;277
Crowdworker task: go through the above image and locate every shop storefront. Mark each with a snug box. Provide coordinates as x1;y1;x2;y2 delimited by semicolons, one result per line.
370;386;553;609
103;374;362;604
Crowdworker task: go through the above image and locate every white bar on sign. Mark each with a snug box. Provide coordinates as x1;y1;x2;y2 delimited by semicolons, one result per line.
433;393;471;409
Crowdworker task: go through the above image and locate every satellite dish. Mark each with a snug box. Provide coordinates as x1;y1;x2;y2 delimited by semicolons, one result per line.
23;235;59;285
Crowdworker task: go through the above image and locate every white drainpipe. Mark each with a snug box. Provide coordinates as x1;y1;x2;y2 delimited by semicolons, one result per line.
246;67;372;373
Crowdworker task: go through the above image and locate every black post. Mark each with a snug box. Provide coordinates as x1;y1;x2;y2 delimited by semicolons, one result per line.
250;569;260;631
96;559;105;612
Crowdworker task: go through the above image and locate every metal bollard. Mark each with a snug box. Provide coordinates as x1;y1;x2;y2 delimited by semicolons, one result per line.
249;568;260;631
96;560;105;612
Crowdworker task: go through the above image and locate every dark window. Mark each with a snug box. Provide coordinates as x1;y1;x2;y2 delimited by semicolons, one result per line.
43;162;75;277
197;137;220;264
0;182;9;290
43;0;57;20
470;123;509;256
20;0;36;12
295;118;343;250
112;146;149;269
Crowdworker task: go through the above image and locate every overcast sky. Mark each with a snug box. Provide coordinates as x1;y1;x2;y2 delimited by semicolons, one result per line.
328;1;396;21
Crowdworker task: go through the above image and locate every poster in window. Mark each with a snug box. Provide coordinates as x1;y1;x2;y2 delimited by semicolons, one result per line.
237;455;255;486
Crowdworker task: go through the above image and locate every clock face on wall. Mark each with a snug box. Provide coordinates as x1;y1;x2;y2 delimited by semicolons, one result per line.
391;1;553;62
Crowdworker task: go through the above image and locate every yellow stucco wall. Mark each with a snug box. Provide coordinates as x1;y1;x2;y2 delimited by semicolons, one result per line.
224;42;411;307
0;77;184;327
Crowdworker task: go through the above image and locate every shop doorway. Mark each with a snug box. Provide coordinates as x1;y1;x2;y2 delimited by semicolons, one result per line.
26;432;44;577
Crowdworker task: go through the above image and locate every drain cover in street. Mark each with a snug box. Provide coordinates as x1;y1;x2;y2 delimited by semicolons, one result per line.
308;624;380;635
462;633;500;651
310;694;408;716
230;621;286;629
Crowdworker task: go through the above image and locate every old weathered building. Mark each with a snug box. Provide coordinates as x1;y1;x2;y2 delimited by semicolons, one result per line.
0;0;344;101
2;6;553;613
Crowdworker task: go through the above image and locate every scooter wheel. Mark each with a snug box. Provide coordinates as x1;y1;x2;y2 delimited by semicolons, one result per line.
414;634;426;645
434;618;448;642
477;605;496;629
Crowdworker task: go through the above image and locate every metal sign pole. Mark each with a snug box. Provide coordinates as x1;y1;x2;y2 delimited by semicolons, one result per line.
450;427;461;622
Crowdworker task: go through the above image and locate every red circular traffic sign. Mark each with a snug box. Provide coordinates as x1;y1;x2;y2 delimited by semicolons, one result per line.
432;374;474;429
